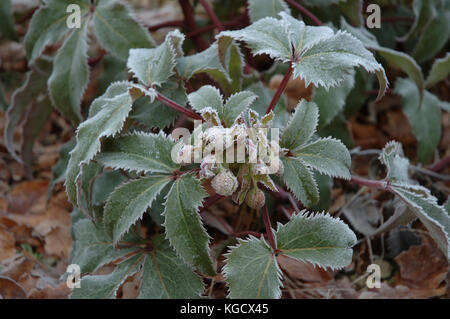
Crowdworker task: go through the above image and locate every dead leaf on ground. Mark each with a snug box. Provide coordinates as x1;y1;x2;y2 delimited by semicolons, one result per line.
0;276;27;299
7;180;48;214
0;228;15;261
277;255;332;283
395;235;448;292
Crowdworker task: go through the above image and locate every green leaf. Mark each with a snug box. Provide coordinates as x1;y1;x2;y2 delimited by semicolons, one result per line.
93;0;155;60
276;212;357;269
139;235;204;299
177;43;228;80
71;219;138;273
318;113;353;148
162;174;215;276
377;48;424;99
313;70;355;128
248;0;290;22
187;85;223;115
71;254;142;299
104;176;172;245
65;82;135;204
180;40;244;94
280;100;318;151
391;184;450;260
218;16;291;63
425;53;450;89
21;97;53;176
310;172;332;212
293;137;351;179
0;83;7;111
394;78;442;163
148;185;171;226
130;80;185;129
223;91;257;127
48;139;76;200
127;30;184;87
378;141;410;183
5;57;52;164
410;1;450;63
48;21;89;124
0;0;17;40
24;0;89;63
91;170;125;207
96;132;180;174
340;18;425;100
292;31;386;99
223;236;282;299
77;162;102;216
96;55;128;95
280;156;319;207
338;0;364;27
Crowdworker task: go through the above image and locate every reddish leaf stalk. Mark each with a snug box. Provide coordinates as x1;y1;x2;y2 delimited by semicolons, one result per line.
186;16;246;39
266;63;293;114
365;88;393;96
88;51;106;66
148;20;186;32
16;6;38;24
380;16;415;23
198;0;224;31
155;92;203;121
350;175;388;190
262;205;278;253
428;156;450;173
179;0;207;51
285;0;323;26
200;194;225;212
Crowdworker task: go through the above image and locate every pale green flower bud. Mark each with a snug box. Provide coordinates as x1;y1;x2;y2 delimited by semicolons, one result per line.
245;188;265;210
211;170;239;196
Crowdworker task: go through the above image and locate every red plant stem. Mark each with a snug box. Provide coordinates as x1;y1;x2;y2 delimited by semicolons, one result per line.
262;205;278;252
381;17;415;23
186;16;245;38
200;194;225;212
428;156;450;173
148;20;186;32
179;0;207;51
198;0;224;31
16;6;39;24
266;64;293;114
88;51;106;66
365;89;393;96
350;175;388;190
285;0;323;26
155;92;203;121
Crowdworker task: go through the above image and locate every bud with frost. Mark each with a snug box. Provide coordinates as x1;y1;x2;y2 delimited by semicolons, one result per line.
245;188;265;210
211;169;239;196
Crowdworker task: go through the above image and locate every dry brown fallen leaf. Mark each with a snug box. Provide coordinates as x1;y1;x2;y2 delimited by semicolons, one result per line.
0;228;15;261
277;254;332;283
0;276;27;299
394;235;448;293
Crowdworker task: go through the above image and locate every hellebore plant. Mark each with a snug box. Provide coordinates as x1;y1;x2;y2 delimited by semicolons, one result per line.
6;0;449;299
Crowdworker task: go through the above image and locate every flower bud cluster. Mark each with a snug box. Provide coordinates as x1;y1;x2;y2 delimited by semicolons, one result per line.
175;111;285;209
